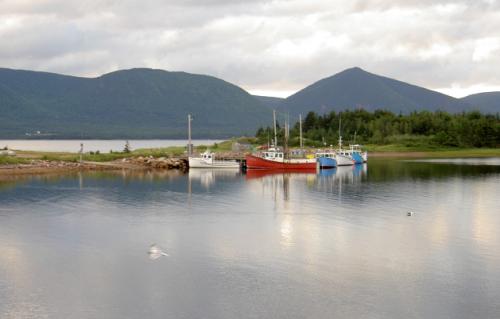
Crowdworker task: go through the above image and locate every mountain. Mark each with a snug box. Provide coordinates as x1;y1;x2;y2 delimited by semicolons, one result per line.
0;68;271;138
460;92;500;114
281;67;472;115
252;95;284;109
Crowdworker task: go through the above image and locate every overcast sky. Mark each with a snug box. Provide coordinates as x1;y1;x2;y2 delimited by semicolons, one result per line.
1;0;499;97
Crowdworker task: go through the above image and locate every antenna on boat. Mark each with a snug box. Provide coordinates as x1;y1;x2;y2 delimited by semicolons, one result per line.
187;114;193;156
273;110;277;148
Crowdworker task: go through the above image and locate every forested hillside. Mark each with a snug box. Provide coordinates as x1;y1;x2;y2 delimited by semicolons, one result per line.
256;110;500;148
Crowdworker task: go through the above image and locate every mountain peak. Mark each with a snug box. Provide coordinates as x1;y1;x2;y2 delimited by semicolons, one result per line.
283;67;470;114
344;66;365;72
339;66;368;74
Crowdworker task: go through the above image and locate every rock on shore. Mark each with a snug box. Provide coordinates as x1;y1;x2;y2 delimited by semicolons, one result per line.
121;156;188;170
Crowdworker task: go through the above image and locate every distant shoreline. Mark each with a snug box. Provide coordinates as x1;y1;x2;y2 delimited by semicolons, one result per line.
1;146;499;177
368;149;500;158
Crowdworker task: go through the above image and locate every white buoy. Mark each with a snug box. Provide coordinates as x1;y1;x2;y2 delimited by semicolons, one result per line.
148;244;169;260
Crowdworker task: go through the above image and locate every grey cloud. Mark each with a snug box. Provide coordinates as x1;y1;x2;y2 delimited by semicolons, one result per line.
0;0;499;96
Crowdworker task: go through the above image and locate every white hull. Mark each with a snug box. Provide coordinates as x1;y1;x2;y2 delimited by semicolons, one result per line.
189;157;240;169
0;150;16;156
335;154;354;166
362;152;368;162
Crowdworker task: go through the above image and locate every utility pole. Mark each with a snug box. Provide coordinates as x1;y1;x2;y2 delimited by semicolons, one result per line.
79;143;84;164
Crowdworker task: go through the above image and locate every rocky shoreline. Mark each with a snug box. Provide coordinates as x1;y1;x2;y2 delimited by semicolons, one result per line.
0;157;189;176
120;156;188;170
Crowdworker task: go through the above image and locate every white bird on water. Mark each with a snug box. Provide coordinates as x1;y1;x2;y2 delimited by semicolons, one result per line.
148;244;169;260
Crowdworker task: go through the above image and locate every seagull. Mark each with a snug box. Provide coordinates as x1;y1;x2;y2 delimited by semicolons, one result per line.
407;211;414;216
148;244;169;260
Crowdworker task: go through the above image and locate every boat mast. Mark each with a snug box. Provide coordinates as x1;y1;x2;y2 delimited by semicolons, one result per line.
284;113;289;159
338;114;342;150
187;114;192;156
299;113;303;149
273;109;277;148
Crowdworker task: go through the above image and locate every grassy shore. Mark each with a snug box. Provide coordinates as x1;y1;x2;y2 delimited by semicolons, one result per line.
364;145;500;158
10;146;187;163
2;139;499;166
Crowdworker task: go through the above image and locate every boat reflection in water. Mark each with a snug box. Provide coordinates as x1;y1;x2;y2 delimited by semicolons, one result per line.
315;164;367;201
244;164;368;202
188;167;241;189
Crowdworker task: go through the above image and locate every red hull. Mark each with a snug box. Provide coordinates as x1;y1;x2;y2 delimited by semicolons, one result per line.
245;155;317;170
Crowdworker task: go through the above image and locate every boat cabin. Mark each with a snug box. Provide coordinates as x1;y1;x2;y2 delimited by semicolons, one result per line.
201;150;213;160
315;152;335;158
261;147;284;162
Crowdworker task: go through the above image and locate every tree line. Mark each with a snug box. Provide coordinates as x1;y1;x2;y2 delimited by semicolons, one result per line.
255;110;500;148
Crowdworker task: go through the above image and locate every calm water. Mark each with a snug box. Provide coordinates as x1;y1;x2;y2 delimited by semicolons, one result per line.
1;158;500;318
0;139;222;153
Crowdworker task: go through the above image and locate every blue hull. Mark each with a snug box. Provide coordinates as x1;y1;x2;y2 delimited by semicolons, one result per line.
317;157;337;168
351;152;364;164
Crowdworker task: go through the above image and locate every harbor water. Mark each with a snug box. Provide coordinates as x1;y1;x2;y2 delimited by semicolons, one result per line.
1;158;499;318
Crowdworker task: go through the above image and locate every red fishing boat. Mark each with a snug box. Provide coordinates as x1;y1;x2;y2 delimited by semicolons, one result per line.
247;110;316;170
245;147;316;170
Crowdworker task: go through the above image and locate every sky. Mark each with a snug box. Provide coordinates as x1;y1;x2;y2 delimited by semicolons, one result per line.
1;0;500;98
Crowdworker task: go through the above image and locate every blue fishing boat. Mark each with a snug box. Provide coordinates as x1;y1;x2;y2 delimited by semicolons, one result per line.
348;144;367;163
316;151;337;168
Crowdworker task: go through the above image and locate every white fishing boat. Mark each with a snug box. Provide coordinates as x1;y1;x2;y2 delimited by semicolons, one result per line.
0;148;16;156
335;148;355;166
186;114;240;169
333;117;368;165
189;150;240;169
335;124;355;166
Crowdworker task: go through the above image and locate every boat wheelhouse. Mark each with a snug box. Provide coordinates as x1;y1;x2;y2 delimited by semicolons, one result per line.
189;150;240;169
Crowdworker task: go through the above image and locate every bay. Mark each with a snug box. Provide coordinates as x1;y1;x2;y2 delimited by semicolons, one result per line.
0;158;499;318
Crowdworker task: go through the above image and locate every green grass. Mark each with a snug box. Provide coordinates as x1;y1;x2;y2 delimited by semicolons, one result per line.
0;156;30;165
363;144;500;157
415;148;500;158
5;145;191;164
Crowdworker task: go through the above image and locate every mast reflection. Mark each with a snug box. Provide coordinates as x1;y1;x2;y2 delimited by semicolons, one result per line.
244;164;368;202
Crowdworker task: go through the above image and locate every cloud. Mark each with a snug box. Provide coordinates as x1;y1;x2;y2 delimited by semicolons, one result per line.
0;0;500;97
